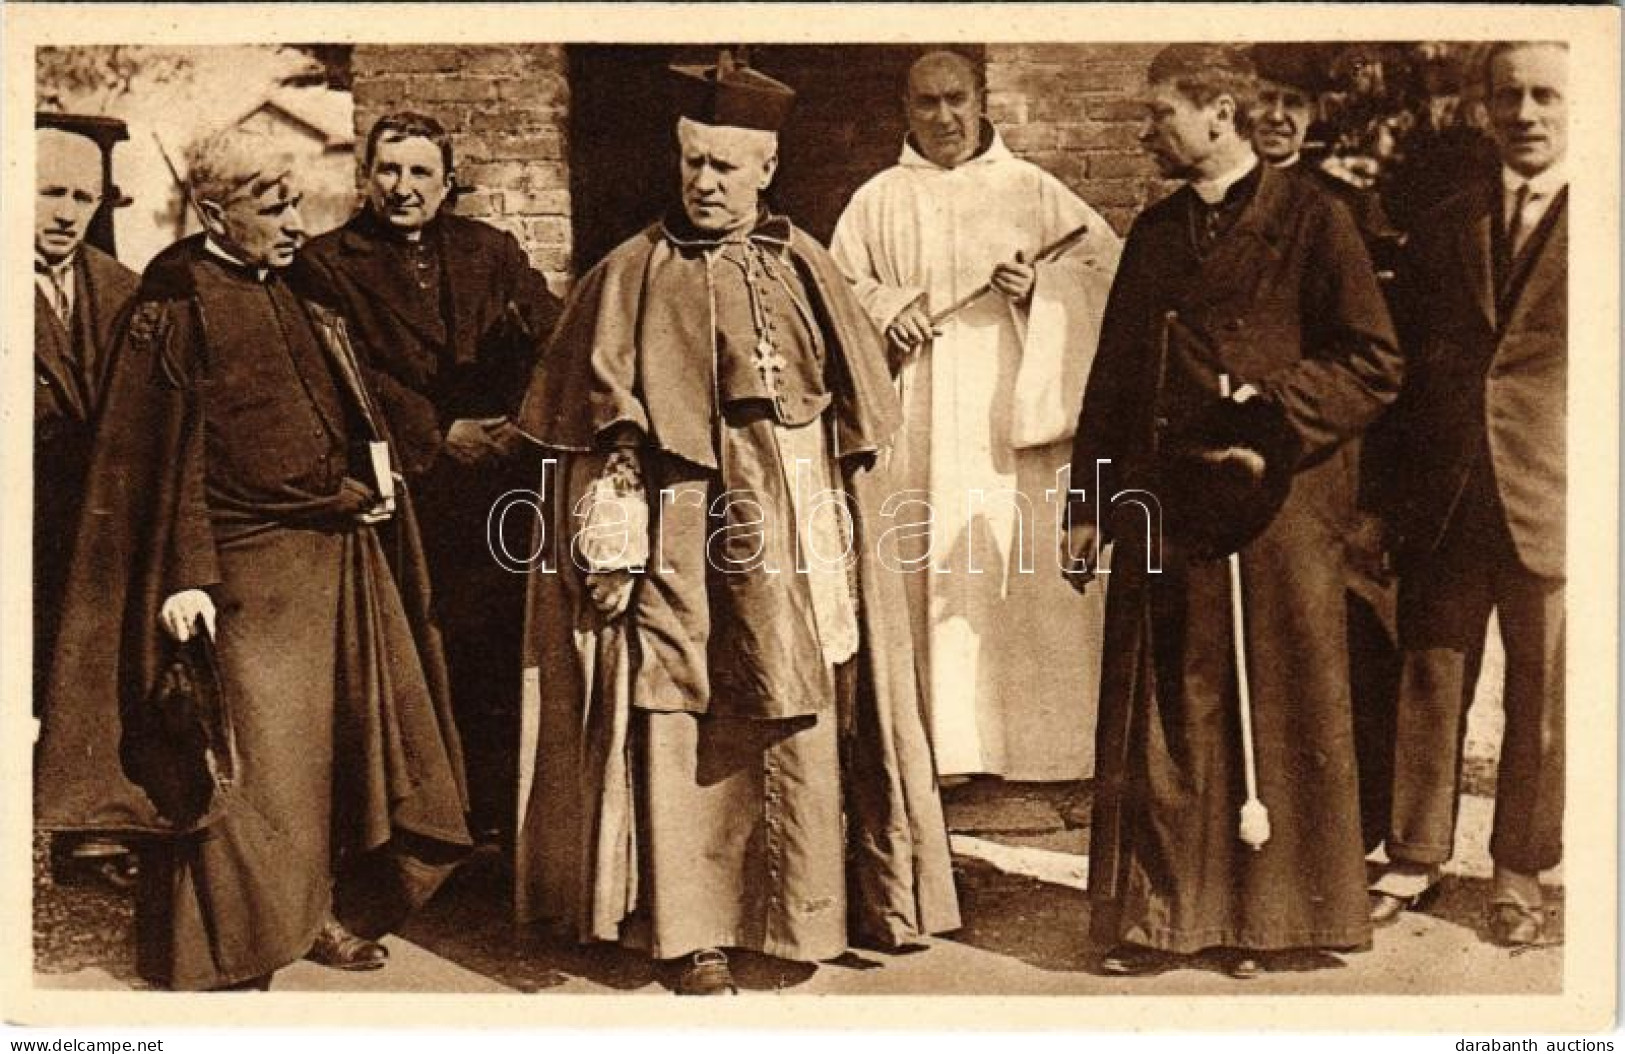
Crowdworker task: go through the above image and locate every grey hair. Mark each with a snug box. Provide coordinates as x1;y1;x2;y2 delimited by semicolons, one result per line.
183;128;294;207
676;116;778;164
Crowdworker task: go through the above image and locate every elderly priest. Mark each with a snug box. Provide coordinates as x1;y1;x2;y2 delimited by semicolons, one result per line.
512;55;960;996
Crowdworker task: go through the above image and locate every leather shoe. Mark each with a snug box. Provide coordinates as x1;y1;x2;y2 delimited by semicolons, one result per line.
305;917;388;972
53;848;139;892
675;949;737;995
1368;883;1440;926
80;854;140;892
1487;902;1544;947
1226;953;1262;980
1099;944;1173;977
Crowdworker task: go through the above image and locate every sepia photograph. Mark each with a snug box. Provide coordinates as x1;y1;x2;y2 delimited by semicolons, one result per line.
3;1;1619;1035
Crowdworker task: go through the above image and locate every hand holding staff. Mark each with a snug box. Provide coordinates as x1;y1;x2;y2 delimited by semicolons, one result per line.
928;220;1095;327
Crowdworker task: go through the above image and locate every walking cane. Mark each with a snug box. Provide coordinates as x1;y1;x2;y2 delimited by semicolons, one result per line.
1219;374;1271;851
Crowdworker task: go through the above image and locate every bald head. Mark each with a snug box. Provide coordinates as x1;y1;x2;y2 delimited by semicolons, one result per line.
36;128;105;264
908;50;980;94
905;50;984;169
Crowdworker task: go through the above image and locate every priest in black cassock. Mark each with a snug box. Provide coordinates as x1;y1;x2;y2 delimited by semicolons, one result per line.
1245;43;1408;853
302;113;563;842
1063;44;1402;980
512;57;959;996
42;130;470;990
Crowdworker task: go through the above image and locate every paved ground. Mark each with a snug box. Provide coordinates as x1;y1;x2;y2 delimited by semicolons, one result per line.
33;780;1561;998
33;630;1547;995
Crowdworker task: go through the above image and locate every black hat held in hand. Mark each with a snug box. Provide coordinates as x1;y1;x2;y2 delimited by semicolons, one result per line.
1156;395;1299;560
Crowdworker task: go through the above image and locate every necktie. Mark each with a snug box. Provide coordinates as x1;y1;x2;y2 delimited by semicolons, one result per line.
37;262;70;325
1506;182;1533;261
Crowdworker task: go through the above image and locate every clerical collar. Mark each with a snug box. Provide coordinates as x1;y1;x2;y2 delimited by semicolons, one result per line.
204;236;270;282
1501;161;1568;199
1271;152;1303;171
1191;152;1260;205
662;209;792;250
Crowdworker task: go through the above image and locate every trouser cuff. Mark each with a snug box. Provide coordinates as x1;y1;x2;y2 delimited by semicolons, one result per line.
1384;839;1451;867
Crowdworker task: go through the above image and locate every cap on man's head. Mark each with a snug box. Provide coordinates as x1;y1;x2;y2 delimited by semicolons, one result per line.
1247;43;1333;95
37;111;130;152
671;51;796;132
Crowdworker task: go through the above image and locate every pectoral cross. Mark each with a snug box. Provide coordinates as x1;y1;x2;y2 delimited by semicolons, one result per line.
754;337;787;393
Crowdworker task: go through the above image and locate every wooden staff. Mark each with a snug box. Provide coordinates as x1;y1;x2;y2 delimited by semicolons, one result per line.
927;220;1095;327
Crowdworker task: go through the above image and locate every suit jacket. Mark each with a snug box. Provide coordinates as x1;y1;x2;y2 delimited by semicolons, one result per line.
1389;177;1567;578
34;244;138;694
301;210;563;477
35;244;139;446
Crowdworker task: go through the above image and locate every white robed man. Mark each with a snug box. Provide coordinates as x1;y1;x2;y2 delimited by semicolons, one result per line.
830;50;1122;779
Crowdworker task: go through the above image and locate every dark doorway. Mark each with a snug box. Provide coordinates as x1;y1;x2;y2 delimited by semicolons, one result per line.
566;44;982;272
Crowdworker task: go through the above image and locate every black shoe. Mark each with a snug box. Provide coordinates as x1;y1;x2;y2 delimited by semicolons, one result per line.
1099;944;1173;977
1486;902;1544;947
674;949;738;995
1368;883;1440;926
52;841;139;892
80;854;140;892
305;917;389;972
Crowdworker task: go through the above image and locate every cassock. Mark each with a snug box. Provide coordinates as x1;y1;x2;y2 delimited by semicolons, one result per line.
39;236;471;989
33;243;137;715
830;125;1122;780
302;210;563;837
1071;162;1402;954
1276;158;1407;851
513;212;960;961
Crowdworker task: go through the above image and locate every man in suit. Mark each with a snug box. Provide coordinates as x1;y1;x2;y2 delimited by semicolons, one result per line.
1367;41;1567;947
33;120;140;889
303;113;563;842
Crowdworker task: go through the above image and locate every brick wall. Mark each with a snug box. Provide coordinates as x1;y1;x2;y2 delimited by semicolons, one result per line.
563;45;941;268
351;45;573;294
348;44;1170;289
985;44;1170;236
754;45;976;245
